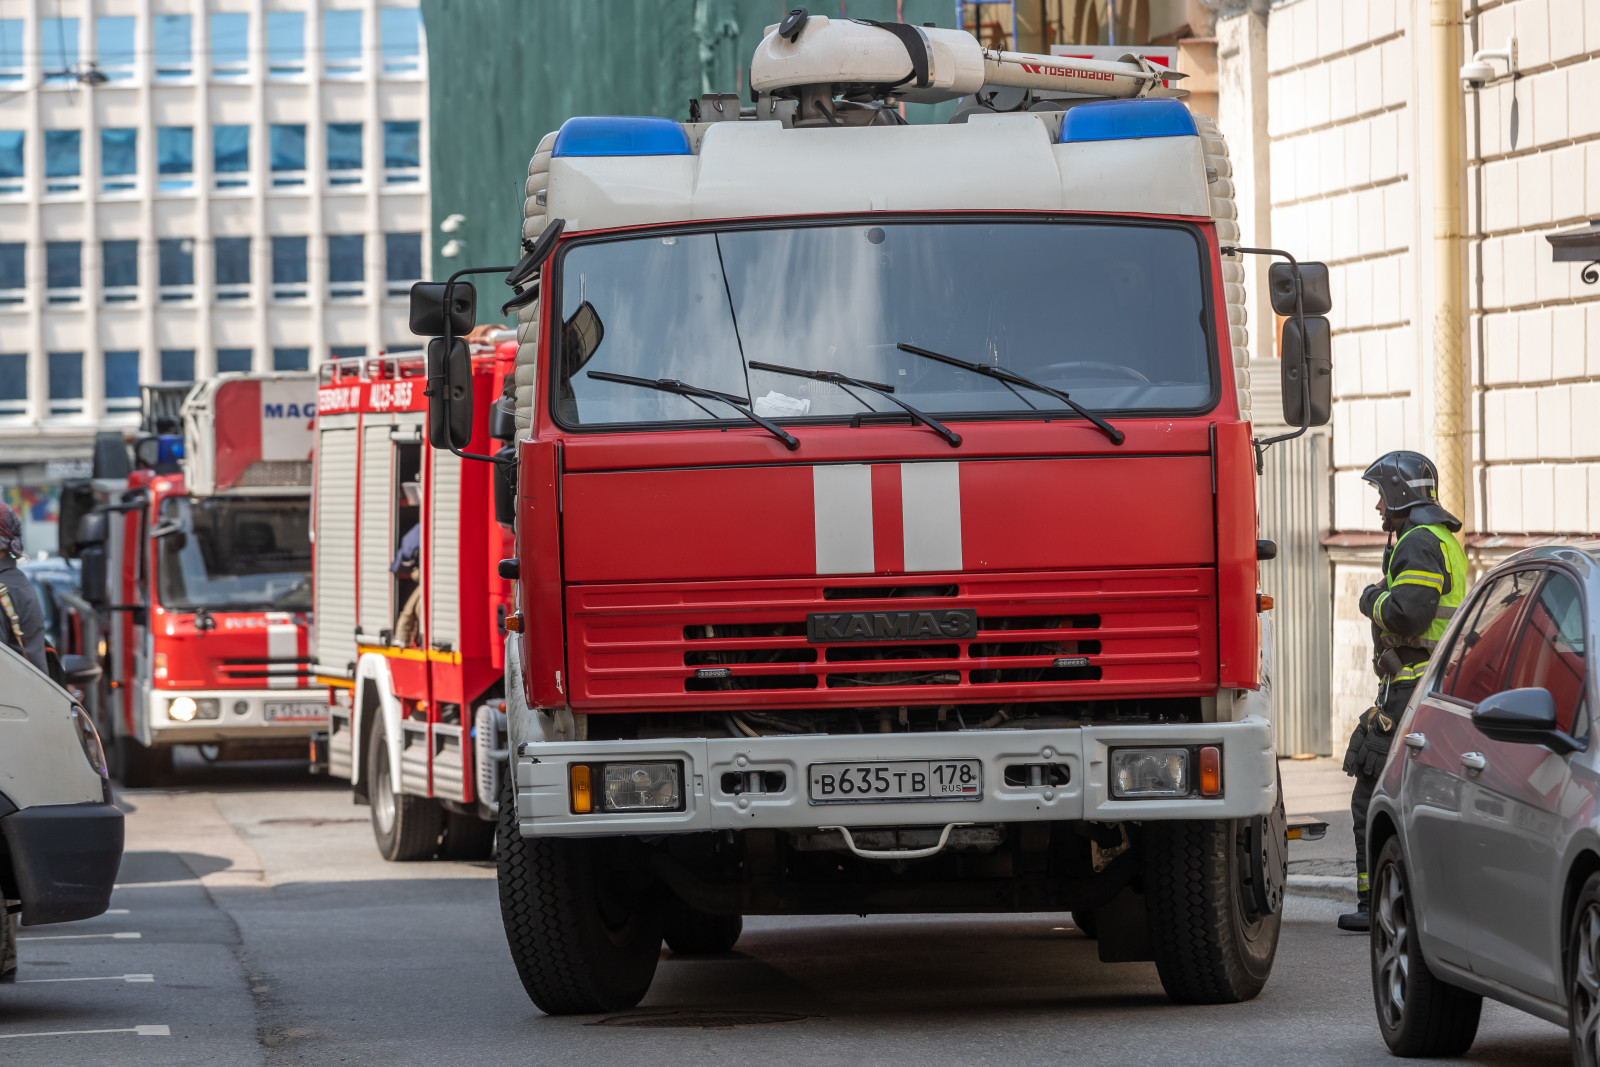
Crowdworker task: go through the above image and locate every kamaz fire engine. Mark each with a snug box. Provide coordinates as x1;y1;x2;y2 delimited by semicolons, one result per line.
66;373;323;786
402;14;1336;1015
309;335;516;861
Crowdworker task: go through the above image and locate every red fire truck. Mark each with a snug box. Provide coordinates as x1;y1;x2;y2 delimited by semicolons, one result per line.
309;335;516;860
380;17;1335;1016
68;373;323;786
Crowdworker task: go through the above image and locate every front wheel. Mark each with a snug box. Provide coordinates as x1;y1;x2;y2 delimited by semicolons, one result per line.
367;725;442;862
496;764;663;1014
1370;836;1481;1056
1567;873;1600;1066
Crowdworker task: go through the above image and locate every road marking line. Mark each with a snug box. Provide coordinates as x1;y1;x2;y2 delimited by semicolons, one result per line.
104;908;131;915
18;932;141;942
0;1024;169;1039
17;974;155;984
114;879;199;888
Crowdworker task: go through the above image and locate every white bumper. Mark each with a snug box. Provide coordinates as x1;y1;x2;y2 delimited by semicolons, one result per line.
144;687;327;745
516;717;1278;838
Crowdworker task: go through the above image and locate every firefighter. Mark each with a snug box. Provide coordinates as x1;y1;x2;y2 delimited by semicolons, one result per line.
1338;451;1466;932
0;503;48;673
391;523;422;647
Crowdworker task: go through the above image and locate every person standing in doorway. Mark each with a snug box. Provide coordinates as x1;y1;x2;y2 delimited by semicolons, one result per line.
1338;452;1467;932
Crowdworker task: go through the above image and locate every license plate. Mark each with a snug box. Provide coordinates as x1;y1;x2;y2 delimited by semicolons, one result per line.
808;759;983;803
264;700;325;721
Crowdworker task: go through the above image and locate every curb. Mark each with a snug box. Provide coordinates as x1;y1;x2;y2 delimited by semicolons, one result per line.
1287;874;1357;903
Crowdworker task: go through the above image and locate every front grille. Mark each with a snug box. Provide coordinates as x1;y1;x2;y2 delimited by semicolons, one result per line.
216;656;314;686
568;569;1216;710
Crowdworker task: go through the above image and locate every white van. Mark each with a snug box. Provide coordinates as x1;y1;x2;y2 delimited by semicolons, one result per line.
0;641;124;980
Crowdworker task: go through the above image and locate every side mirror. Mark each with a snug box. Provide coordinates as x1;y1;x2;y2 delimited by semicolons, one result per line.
409;281;477;337
91;430;131;481
59;653;103;686
76;511;107;548
1281;315;1332;427
1268;261;1332;316
79;544;108;607
493;445;517;527
427;337;474;450
489;396;518;442
57;481;96;558
1472;687;1581;754
563;301;606;376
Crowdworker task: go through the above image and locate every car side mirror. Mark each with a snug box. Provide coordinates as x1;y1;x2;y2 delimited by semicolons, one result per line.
1267;261;1332;316
1281;315;1332;427
1472;687;1581;754
427;337;474;451
59;653;103;687
409;281;477;337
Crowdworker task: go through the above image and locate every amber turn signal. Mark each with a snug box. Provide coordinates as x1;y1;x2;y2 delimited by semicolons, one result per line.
1198;745;1223;798
504;612;523;633
570;764;593;814
1256;594;1274;612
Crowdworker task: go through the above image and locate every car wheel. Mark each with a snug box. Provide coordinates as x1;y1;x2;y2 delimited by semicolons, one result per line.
1371;836;1481;1056
1567;874;1600;1066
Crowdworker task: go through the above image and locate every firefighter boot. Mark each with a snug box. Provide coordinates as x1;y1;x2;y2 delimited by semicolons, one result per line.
1338;874;1370;932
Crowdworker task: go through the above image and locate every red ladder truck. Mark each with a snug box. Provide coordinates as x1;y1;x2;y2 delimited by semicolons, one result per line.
66;372;323;785
397;16;1335;1015
309;336;517;860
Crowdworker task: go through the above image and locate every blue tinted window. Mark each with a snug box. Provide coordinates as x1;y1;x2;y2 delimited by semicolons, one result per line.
385;232;421;280
0;20;22;80
0;130;21;179
40;18;78;82
215;237;250;286
324;10;362;71
0;354;24;404
217;348;253;373
272;237;307;284
97;17;135;78
327;123;362;171
104;350;140;399
211;13;249;71
101;128;137;176
383;121;419;169
160;349;194;382
267;12;304;73
48;352;83;409
331;346;366;360
45;130;80;177
46;242;80;289
158;238;193;286
153;15;191;77
273;347;309;371
328;235;364;283
157;127;193;173
380;8;421;72
270;125;306;170
103;240;138;288
214;125;249;173
0;243;22;291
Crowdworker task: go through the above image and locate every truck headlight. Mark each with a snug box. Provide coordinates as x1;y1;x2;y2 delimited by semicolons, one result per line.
168;697;220;722
1110;748;1189;798
603;763;682;811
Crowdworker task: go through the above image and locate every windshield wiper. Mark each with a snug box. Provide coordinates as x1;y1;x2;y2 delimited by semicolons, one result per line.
586;371;800;451
895;343;1125;446
747;361;962;448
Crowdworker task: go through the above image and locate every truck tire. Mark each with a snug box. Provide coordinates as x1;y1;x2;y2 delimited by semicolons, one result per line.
1142;806;1284;1004
368;724;442;862
1373;836;1480;1056
439;808;496;861
662;897;742;955
1;910;16;983
496;764;663;1014
1071;910;1099;939
114;736;171;788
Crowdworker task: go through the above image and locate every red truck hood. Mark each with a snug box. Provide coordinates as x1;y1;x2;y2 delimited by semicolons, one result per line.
152;610;313;690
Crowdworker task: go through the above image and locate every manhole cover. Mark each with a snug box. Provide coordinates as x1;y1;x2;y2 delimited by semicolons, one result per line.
591;1010;814;1030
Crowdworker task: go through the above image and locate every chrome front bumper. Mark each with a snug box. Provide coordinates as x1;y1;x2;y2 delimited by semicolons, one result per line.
516;717;1277;838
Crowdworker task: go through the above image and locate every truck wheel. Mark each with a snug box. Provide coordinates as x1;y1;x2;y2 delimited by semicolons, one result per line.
1142;808;1284;1004
662;897;742;955
114;736;171;788
496;764;663;1014
1;910;16;982
439;809;496;861
368;725;442;862
1071;910;1099;939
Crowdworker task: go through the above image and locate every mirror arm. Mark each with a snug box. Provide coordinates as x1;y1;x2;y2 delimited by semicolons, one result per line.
438;264;519;467
1220;245;1313;474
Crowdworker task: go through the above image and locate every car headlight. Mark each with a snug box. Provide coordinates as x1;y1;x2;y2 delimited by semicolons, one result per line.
168;697;220;722
1110;747;1190;798
569;761;684;813
69;705;108;778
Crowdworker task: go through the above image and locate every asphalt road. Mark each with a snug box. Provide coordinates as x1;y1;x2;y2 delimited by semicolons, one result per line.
0;754;1572;1066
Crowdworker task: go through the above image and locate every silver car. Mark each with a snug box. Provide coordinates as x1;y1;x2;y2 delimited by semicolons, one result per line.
1366;543;1596;1060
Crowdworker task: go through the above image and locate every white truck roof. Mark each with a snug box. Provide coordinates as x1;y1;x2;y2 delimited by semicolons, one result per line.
181;372;317;497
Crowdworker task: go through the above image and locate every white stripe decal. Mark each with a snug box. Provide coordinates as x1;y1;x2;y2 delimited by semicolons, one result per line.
901;462;963;572
266;614;298;690
812;464;875;574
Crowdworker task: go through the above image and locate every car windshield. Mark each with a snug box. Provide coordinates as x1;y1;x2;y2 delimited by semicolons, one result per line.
155;496;311;612
553;219;1215;427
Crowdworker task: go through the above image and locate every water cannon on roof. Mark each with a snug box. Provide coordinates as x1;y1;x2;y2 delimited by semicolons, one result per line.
750;8;1185;127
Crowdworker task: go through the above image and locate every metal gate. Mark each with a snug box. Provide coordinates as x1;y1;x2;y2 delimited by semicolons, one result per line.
1257;427;1332;756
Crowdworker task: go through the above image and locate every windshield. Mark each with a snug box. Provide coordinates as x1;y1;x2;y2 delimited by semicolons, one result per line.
155;496;311;612
553;219;1215;428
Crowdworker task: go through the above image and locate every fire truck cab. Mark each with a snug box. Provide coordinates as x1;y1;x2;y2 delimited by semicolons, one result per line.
411;16;1335;1016
310;339;516;861
68;373;322;786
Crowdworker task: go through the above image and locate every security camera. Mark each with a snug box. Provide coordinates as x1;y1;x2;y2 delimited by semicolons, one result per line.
1458;59;1494;88
1460;37;1516;89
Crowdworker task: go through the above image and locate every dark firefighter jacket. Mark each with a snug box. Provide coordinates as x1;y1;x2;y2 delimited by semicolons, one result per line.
0;556;49;672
